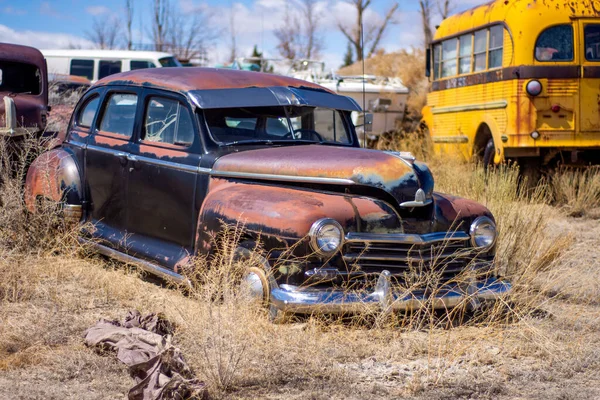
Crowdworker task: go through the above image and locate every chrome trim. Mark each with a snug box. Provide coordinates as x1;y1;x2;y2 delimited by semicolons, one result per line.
62;204;82;223
383;150;415;167
211;170;356;185
69;141;87;149
431;100;508;115
133;154;207;174
431;135;469;144
399;188;432;208
270;274;512;314
345;231;470;245
469;216;497;249
79;238;189;285
308;218;344;256
87;144;128;156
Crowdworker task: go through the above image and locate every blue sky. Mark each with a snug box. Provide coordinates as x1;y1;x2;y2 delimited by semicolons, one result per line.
0;0;486;69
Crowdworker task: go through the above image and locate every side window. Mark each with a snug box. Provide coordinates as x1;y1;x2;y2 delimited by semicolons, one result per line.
488;25;504;69
76;96;100;128
99;60;122;79
130;60;157;70
99;93;138;137
433;44;441;80
143;97;194;146
535;25;574;61
441;38;458;78
473;30;487;72
70;59;94;80
313;109;350;144
458;33;472;74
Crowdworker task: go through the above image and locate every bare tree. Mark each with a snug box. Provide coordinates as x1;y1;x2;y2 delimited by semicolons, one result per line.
125;0;134;50
151;0;170;52
337;1;398;61
168;7;217;63
419;0;434;46
274;0;323;61
436;0;454;19
86;16;121;50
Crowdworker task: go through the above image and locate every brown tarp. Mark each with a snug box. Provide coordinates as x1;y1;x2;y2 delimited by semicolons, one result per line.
84;311;205;400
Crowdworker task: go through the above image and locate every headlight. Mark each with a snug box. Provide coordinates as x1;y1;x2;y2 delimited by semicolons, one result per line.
469;216;497;249
525;80;542;96
309;218;344;256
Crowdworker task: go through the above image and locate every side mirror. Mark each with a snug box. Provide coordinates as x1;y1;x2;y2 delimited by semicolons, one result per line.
364;112;373;132
425;48;431;78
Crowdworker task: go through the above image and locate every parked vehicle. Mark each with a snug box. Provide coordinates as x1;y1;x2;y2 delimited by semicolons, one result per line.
0;43;49;137
25;67;510;317
42;50;181;83
422;0;600;168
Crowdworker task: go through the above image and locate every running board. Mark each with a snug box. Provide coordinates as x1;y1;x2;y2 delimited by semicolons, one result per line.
79;238;189;285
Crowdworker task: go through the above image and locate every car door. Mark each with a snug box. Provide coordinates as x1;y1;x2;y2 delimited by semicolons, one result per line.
85;88;141;247
126;89;203;268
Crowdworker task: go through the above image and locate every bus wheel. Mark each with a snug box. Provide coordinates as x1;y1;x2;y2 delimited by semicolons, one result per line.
482;138;495;170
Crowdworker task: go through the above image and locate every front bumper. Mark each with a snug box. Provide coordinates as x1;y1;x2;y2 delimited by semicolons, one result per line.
270;271;511;314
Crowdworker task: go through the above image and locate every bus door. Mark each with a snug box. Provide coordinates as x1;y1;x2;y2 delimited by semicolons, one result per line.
579;20;600;134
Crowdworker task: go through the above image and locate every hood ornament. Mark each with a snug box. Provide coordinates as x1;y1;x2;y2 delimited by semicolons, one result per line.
400;188;432;208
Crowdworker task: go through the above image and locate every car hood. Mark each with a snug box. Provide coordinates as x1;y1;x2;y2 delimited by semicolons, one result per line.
211;145;434;206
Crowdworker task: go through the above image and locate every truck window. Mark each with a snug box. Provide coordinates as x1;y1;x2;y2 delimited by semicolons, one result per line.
99;60;122;79
131;60;157;70
0;61;41;95
70;59;94;80
535;25;573;61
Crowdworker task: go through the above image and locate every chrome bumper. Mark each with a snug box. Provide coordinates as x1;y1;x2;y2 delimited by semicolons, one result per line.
270;271;511;314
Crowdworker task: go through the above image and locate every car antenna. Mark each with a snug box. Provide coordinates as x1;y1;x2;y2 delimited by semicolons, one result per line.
361;20;366;147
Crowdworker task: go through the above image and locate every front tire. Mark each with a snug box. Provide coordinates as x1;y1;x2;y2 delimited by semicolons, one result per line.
482;138;495;170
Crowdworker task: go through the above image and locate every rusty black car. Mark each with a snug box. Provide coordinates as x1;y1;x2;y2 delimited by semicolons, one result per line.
25;67;510;317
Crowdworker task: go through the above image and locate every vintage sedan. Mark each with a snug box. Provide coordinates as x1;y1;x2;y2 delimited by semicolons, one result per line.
25;67;510;317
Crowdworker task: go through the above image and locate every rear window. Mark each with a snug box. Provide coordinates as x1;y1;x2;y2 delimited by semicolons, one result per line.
0;61;41;95
535;25;574;61
70;59;94;80
158;57;181;67
99;60;122;79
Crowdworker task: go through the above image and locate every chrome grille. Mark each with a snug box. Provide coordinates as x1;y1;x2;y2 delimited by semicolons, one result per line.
342;232;473;282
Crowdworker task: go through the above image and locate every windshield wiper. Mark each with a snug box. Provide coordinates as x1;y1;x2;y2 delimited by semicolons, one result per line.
221;139;322;146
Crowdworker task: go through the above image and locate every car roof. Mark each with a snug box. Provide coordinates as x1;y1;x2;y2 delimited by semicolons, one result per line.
40;49;176;59
92;67;335;94
0;42;46;67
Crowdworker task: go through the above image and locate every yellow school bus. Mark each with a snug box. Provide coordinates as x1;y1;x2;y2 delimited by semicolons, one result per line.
421;0;600;167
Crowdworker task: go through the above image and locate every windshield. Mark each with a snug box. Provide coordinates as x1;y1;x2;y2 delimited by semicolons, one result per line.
158;57;181;67
204;106;353;145
0;61;41;95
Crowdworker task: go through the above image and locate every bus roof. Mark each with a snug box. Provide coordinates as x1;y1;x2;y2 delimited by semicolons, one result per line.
40;49;176;60
434;0;600;41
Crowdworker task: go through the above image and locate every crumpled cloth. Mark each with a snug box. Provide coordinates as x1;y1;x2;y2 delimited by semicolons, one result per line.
84;311;206;400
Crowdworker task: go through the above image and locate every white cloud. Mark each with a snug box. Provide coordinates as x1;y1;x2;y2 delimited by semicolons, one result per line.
0;24;94;50
86;5;111;16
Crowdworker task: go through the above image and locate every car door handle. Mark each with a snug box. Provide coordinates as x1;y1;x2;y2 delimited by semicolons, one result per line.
115;152;128;166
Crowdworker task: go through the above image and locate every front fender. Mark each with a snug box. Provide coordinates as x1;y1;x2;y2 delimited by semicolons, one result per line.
24;148;83;212
432;192;494;233
195;178;402;253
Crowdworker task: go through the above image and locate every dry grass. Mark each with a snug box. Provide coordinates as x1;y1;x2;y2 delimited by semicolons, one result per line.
0;125;599;399
551;166;600;217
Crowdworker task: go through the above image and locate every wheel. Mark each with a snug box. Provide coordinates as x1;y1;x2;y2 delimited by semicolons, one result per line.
482;138;495;170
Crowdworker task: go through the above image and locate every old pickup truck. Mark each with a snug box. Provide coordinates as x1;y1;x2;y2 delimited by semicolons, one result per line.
24;67;510;317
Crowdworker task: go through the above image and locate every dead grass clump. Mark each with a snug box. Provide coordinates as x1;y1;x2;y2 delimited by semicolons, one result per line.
551;166;600;217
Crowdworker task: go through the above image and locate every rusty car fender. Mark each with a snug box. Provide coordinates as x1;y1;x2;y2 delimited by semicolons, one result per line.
432;192;495;232
24;148;83;217
194;178;403;253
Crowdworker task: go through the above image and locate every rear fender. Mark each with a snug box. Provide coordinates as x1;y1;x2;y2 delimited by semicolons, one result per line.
24;148;83;212
195;178;402;253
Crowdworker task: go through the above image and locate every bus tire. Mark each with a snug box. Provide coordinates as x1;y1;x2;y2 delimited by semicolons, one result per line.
482;138;495;170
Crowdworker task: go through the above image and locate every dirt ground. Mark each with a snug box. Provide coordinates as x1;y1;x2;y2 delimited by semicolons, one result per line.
0;210;598;400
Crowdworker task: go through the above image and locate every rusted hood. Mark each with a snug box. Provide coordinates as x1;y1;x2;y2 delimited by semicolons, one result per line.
212;145;434;205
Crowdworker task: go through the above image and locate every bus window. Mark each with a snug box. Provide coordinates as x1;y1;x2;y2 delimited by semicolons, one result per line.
488;25;503;69
441;38;458;78
584;25;600;60
70;59;94;80
535;25;573;61
459;34;472;74
433;44;441;79
99;60;122;79
473;30;487;72
131;60;157;70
